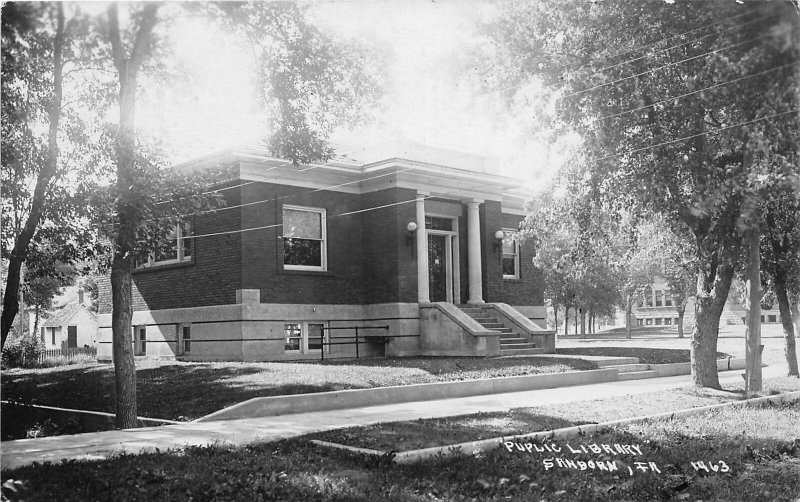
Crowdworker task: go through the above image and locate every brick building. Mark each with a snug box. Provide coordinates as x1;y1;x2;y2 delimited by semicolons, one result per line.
96;141;554;361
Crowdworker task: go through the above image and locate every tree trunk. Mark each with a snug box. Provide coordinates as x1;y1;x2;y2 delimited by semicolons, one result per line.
33;305;41;342
775;276;799;377
574;307;578;335
564;305;570;336
107;2;160;429
690;264;734;389
677;303;686;339
1;4;65;348
553;304;559;333
625;294;633;339
580;308;586;338
744;224;762;391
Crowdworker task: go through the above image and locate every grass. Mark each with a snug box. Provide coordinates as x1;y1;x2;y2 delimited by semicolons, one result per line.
0;356;596;440
556;346;730;364
310;376;800;451
2;400;798;501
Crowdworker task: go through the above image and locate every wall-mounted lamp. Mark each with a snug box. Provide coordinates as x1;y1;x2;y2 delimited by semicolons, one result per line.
407;221;418;257
493;230;505;253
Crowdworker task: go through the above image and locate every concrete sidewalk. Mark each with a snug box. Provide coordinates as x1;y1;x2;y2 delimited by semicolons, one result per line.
0;366;786;471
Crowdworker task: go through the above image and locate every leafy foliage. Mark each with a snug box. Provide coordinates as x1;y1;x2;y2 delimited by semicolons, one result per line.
484;0;799;386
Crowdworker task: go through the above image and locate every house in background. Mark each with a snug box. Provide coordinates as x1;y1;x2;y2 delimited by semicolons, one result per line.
34;286;98;349
95;141;554;361
630;276;783;330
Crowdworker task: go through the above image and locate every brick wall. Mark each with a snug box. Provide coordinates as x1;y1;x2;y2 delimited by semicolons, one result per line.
360;187;418;304
240;182;366;305
97;179;244;314
499;213;545;306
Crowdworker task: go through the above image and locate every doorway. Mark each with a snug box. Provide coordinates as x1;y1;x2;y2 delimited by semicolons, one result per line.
426;214;460;303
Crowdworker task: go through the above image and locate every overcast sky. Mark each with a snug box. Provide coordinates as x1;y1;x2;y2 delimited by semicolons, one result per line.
133;0;559;188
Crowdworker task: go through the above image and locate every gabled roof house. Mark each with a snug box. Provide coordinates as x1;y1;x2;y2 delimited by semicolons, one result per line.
95;141;554;361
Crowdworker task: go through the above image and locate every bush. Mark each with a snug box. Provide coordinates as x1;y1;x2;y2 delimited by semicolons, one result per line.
1;335;42;368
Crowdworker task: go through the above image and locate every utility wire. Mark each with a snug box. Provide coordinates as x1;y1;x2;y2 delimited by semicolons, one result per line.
591;108;798;164
561;28;789;100
591;61;796;124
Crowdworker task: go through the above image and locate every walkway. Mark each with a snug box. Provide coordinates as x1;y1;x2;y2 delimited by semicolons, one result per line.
0;365;786;471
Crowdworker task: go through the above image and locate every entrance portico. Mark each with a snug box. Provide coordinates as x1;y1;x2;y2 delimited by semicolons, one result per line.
414;194;483;305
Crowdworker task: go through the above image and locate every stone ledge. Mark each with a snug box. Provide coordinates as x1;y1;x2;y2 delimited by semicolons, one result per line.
196;368;621;422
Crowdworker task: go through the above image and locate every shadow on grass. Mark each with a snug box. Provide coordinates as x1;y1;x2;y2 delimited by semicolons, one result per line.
4;403;799;501
556;346;731;365
310;410;580;451
1;364;341;440
316;356;597;374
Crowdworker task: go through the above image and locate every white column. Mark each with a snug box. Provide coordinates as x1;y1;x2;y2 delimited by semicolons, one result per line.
466;201;484;304
416;194;429;302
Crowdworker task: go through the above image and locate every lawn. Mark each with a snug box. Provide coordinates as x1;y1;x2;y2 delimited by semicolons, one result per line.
310;376;800;451
0;355;596;438
2;399;798;501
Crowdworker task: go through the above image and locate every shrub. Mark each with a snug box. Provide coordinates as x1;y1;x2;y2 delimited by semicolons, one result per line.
1;335;42;368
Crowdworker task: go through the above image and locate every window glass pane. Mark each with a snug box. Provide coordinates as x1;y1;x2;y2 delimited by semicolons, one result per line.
424;217;453;231
308;324;324;351
284;239;322;266
154;227;179;262
283;209;321;239
502;232;516;254
183;326;191;353
502;257;516;277
284;323;301;351
181;222;191;259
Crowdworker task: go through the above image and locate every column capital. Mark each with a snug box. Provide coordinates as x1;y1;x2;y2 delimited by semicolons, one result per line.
462;198;484;205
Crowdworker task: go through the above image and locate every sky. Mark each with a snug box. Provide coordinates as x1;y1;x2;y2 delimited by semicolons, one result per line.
131;0;562;188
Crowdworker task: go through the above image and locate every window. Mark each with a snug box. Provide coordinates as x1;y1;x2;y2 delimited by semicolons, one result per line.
645;318;653;326
180;324;191;354
283;206;326;271
284;322;327;354
664;290;672;307
284;323;302;352
502;230;520;279
655;318;662;325
768;315;777;323
645;292;653;307
425;216;453;231
138;221;192;268
637;319;643;326
655;290;662;307
674;317;680;325
136;326;147;355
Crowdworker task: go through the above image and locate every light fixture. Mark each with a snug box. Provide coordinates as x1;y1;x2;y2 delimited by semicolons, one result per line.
407;221;418;257
493;230;505;253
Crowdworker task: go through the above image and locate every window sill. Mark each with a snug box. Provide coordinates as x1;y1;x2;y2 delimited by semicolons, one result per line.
502;276;522;282
133;259;194;274
280;268;332;277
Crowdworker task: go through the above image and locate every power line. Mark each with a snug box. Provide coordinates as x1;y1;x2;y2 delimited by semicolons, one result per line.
591;61;796;124
591;108;798;164
178;182;488;241
490;9;762;98
561;28;789;100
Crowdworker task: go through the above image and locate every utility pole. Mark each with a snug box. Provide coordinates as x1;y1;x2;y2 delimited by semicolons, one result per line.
744;220;762;392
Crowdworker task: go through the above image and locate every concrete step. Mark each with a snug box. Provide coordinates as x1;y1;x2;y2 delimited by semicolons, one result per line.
605;363;651;373
478;322;504;329
500;347;548;356
617;370;660;381
499;336;527;343
460;308;485;315
593;357;641;367
499;342;538;350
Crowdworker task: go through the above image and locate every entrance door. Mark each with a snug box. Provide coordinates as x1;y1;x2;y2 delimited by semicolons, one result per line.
428;234;448;302
67;326;78;348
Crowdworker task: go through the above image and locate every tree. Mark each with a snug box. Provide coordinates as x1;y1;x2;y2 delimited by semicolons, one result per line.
97;2;383;428
483;0;798;388
1;2;66;348
762;185;800;377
